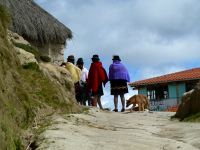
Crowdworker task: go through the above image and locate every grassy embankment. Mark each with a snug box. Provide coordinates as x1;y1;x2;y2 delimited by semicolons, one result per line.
0;5;79;149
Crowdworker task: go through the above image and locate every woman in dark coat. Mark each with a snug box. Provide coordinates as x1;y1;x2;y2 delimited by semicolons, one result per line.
109;55;130;112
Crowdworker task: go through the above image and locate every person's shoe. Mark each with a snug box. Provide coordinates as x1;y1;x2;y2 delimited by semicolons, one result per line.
112;109;118;112
121;108;125;112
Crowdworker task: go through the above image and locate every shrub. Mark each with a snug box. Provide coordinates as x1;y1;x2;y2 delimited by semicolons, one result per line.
22;62;39;70
40;55;51;62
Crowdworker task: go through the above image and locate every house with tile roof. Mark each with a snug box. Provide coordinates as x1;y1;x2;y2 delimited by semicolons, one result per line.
130;68;200;111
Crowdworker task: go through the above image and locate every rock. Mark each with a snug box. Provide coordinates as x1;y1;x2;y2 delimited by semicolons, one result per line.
175;82;200;120
7;30;38;65
183;89;194;96
7;30;65;65
7;30;30;45
39;63;75;103
15;47;38;65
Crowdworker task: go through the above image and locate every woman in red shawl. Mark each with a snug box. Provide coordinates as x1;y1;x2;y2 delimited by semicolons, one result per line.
87;55;108;109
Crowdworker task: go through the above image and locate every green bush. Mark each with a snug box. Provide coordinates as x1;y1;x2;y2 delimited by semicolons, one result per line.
22;62;39;70
40;55;51;62
14;138;22;150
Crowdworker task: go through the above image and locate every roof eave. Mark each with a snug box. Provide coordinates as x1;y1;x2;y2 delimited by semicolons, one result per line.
130;78;200;88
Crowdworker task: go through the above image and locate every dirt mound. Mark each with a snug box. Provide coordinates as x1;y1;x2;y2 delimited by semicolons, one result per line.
174;82;200;120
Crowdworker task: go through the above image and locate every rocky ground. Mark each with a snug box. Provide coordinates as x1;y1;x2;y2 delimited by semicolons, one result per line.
37;108;200;150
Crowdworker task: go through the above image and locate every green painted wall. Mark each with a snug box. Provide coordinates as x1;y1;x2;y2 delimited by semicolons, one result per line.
138;87;147;96
168;83;186;99
168;84;177;99
178;83;186;98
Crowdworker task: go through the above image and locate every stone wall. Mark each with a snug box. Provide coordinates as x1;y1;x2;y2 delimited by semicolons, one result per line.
38;43;66;65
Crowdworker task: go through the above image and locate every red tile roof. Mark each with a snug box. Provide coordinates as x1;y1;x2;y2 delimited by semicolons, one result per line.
130;68;200;87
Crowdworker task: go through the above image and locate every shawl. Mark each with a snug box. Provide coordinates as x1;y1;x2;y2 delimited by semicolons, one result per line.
109;60;130;82
87;61;108;93
65;62;81;83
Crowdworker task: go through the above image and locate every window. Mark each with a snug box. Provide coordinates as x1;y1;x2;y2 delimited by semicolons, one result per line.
147;90;156;100
147;85;169;100
163;90;168;99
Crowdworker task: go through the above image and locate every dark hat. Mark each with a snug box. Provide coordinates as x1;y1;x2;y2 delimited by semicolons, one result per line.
112;55;121;61
76;58;84;65
67;55;75;60
91;54;100;61
60;62;66;66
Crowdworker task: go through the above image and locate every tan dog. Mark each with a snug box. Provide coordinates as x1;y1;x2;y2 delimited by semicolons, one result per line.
126;94;149;112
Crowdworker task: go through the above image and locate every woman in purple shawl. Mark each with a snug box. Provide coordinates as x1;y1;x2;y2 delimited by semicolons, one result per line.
109;55;130;112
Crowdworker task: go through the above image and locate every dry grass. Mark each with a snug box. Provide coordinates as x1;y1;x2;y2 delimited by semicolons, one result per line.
0;4;78;149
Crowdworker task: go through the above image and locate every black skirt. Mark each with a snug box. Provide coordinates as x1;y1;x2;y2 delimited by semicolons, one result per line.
92;84;104;96
110;79;128;95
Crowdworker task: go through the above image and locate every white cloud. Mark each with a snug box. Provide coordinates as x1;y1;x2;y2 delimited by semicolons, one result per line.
35;0;200;68
138;66;186;79
35;0;200;108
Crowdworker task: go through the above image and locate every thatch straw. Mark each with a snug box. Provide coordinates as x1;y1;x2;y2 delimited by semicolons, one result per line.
0;0;72;46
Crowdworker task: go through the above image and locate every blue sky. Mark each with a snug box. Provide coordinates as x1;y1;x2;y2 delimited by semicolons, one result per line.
35;0;200;109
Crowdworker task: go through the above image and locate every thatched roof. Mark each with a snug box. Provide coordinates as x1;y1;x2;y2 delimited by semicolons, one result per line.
0;0;72;45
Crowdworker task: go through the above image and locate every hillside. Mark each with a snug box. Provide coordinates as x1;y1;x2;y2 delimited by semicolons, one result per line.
0;5;80;150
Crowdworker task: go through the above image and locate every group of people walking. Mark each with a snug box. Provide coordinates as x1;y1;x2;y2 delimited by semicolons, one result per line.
61;54;130;112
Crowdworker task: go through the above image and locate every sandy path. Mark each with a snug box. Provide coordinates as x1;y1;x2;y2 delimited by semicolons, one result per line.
37;108;200;150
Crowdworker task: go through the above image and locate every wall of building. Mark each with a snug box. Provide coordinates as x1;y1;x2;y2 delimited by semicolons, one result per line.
137;83;186;111
168;84;177;99
38;43;66;65
138;87;147;95
168;83;186;99
178;83;186;98
150;98;177;111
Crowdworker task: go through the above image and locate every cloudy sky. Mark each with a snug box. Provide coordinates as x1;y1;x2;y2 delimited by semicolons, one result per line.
35;0;200;109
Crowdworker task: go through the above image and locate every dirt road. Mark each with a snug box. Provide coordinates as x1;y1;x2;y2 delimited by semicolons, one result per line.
37;108;200;150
